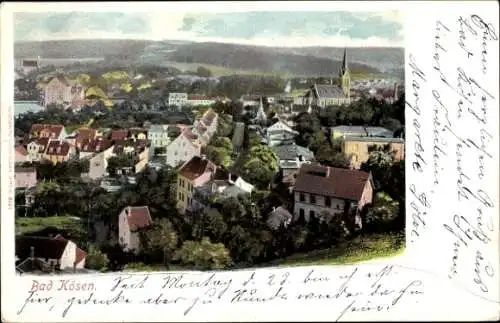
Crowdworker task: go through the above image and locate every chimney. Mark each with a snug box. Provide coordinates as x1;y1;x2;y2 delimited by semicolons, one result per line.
30;246;35;260
127;206;132;217
326;166;330;178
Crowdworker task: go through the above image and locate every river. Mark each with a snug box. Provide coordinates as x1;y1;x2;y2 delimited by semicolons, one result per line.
14;102;44;116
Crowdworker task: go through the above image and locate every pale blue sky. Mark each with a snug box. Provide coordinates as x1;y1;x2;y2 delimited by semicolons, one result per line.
14;11;404;47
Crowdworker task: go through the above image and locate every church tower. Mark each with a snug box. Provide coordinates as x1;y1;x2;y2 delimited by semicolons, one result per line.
339;48;351;98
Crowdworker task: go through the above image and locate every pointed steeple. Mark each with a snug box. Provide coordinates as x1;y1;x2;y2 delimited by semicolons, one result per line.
255;96;267;123
340;48;348;77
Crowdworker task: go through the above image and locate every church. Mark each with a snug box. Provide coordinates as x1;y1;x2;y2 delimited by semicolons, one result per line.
303;48;351;109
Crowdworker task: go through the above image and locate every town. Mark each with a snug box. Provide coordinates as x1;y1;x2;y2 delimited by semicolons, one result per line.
14;49;406;274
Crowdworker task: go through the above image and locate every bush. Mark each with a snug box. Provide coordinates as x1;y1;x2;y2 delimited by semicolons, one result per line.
85;245;109;271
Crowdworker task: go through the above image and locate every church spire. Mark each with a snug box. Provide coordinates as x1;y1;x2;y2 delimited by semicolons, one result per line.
340;48;351;99
340;48;348;77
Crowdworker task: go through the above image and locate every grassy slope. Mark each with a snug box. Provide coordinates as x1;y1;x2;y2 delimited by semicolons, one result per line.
16;216;83;234
264;233;405;267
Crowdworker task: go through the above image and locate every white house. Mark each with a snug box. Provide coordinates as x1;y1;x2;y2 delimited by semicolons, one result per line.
44;75;85;108
148;124;171;154
265;120;298;147
165;129;201;168
187;95;216;106
26;138;50;162
118;206;153;253
191;168;254;212
168;92;188;107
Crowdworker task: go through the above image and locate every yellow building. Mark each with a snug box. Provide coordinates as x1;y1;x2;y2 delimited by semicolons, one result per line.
342;137;405;169
42;141;73;165
176;156;216;214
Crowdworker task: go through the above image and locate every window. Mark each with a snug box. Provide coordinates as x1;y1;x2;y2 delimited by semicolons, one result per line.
178;192;182;200
309;210;315;218
299;193;305;202
336;204;341;210
299;208;305;218
325;197;331;207
310;195;316;204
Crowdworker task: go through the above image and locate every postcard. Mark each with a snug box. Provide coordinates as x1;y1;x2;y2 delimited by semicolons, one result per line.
1;1;499;322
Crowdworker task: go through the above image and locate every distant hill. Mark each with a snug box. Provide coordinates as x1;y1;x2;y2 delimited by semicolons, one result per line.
15;39;404;78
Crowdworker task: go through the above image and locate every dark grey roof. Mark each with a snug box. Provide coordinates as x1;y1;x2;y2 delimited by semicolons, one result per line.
313;84;345;99
272;144;314;161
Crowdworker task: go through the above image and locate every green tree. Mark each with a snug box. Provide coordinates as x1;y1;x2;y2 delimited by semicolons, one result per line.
196;66;213;78
215;113;234;138
140;219;179;266
361;144;396;191
173;237;232;269
86;245;109;271
314;141;350;169
242;146;279;190
212;136;233;151
363;192;400;232
199;208;228;241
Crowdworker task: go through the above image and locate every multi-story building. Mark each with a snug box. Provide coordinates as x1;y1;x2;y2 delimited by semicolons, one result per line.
148;125;171;155
29;124;67;141
165;128;201;168
265;120;298;147
44;75;85;108
117;206;153;253
176;155;217;214
42;141;74;164
341;136;405;169
26;138;50;162
187;95;217;106
293;164;373;229
168;92;188;107
271;143;315;183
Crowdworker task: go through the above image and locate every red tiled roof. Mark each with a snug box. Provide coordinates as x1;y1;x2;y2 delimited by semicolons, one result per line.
77;128;97;141
111;130;129;140
45;141;71;156
122;206;153;232
16;145;28;156
30;124;65;139
80;139;113;153
181;128;198;141
294;164;370;201
179;156;216;181
53;235;87;265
